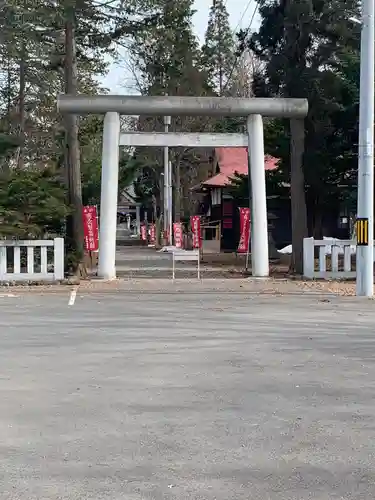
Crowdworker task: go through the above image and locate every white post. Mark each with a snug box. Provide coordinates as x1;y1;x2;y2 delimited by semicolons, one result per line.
356;0;375;296
319;245;326;273
135;205;141;235
247;114;269;277
344;245;352;273
303;237;315;278
54;238;65;280
98;112;120;280
331;245;339;274
0;246;6;279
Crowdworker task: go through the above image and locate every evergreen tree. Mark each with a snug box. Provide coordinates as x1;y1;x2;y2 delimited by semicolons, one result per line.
128;0;214;220
0;0;111;170
130;0;202;95
201;0;235;95
239;0;361;272
0;168;70;238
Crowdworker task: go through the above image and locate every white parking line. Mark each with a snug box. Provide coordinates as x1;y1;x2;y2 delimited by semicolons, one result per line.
68;287;78;306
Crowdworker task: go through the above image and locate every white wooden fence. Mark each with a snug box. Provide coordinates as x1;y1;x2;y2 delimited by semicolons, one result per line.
303;237;356;279
0;238;64;282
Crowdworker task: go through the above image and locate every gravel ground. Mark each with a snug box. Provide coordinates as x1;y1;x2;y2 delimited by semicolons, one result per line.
0;277;359;296
1;246;359;295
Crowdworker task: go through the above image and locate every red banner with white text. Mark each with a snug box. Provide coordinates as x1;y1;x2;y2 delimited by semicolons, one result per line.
82;205;99;252
190;216;202;249
173;222;183;248
140;225;147;241
149;224;156;243
237;207;251;254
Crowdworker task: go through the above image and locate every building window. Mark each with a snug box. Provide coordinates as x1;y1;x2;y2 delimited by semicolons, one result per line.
211;189;221;206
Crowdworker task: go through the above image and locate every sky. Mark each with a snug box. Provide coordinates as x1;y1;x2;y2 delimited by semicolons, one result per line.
100;0;260;93
193;0;258;41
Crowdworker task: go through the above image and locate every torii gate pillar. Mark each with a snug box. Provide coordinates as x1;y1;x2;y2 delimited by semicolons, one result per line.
247;114;268;277
98;112;120;280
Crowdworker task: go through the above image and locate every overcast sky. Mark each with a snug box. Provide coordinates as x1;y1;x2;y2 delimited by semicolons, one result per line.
101;0;259;93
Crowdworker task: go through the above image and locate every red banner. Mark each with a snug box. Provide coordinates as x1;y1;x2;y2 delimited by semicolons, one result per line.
150;224;156;243
190;216;202;249
238;207;251;254
141;225;147;241
82;205;99;252
173;222;183;248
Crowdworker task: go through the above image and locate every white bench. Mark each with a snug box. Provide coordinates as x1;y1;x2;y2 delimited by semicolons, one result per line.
172;249;200;280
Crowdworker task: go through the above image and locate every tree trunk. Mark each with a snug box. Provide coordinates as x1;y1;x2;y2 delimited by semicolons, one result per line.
1;59;13;174
152;194;158;223
313;207;323;239
6;58;12;134
64;8;85;275
290;118;308;274
17;40;26;169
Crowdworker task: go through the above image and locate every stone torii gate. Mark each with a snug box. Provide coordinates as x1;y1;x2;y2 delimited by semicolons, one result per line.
57;95;308;280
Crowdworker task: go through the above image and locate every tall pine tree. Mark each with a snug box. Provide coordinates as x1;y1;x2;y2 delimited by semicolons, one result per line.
130;0;203;95
202;0;235;95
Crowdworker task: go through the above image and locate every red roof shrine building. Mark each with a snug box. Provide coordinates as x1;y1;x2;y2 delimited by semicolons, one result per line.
193;147;280;252
192;146;352;253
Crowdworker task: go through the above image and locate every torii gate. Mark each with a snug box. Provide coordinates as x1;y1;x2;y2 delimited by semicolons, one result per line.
57;95;308;280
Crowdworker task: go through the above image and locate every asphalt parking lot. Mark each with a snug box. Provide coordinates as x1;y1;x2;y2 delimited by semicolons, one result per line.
1;287;375;499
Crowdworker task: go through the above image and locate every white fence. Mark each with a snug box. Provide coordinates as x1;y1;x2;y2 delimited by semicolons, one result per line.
303;237;356;279
172;249;200;280
0;238;64;282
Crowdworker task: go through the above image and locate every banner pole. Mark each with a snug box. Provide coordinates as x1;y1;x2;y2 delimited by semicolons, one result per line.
238;207;251;271
245;235;250;271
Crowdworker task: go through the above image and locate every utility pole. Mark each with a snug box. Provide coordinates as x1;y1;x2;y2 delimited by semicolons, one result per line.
168;160;173;244
163;115;171;242
175;159;181;222
356;0;374;296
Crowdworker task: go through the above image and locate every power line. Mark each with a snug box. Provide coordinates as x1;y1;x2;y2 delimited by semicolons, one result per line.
233;0;254;33
221;0;259;95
